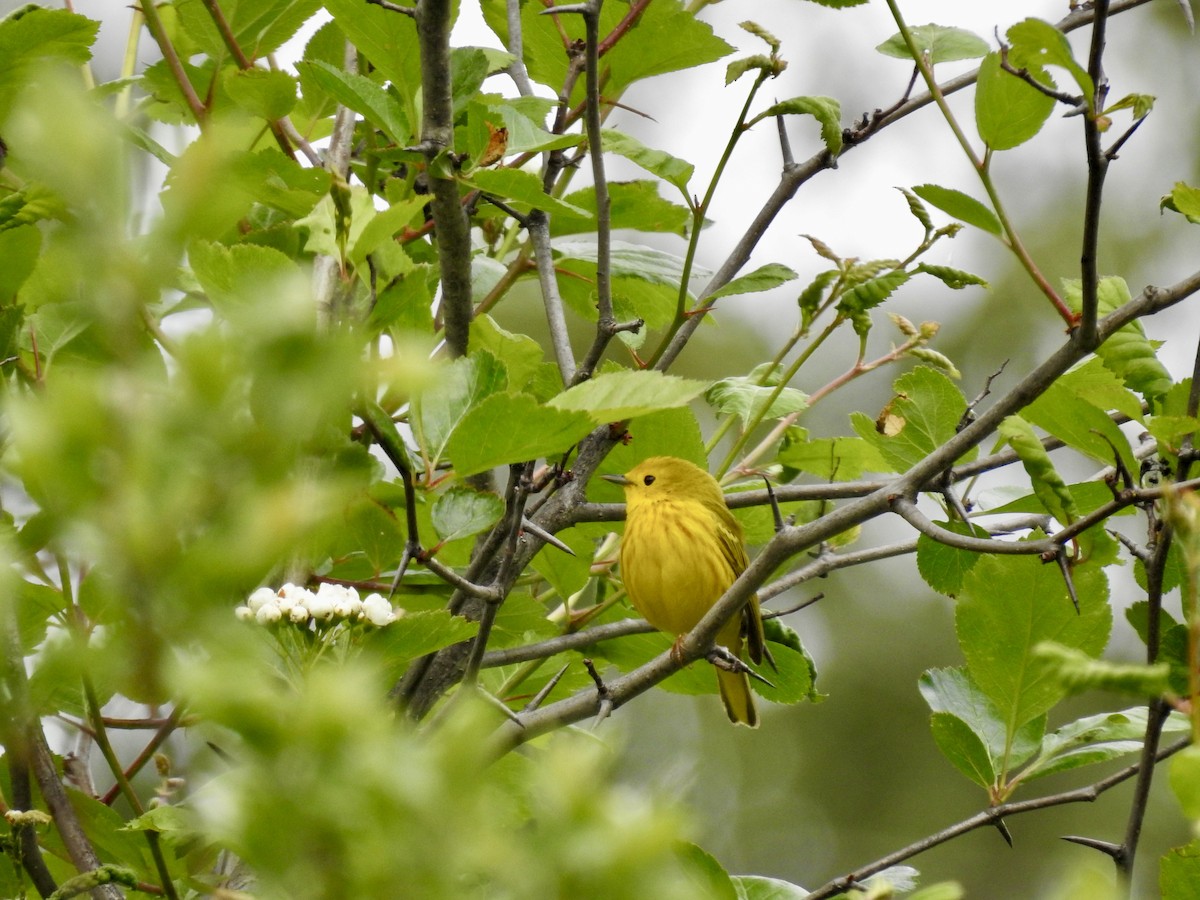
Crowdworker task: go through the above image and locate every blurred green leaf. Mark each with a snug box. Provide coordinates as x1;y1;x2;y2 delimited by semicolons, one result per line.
413;352;508;468
1160;839;1200;900
297;60;411;143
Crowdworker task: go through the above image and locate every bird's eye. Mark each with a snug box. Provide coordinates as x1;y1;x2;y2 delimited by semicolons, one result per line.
643;475;656;486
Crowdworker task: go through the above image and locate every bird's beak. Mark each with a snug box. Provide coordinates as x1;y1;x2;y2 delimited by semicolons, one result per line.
599;473;631;486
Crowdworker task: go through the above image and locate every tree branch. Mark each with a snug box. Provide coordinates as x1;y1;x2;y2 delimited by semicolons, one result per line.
802;737;1191;900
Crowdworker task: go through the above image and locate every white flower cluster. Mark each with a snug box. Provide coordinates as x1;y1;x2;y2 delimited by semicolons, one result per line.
236;583;400;628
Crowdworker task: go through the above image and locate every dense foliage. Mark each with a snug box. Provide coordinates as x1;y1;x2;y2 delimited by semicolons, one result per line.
2;0;1200;897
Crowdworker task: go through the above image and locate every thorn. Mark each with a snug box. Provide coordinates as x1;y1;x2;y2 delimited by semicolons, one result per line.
541;2;590;14
520;517;575;555
582;658;614;727
474;687;525;723
388;541;419;600
522;664;570;714
776;109;795;169
1062;835;1125;862
763;475;785;534
1055;547;1080;613
993;818;1014;847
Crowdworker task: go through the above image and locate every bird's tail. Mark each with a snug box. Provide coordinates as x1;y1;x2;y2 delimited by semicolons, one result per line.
716;668;759;727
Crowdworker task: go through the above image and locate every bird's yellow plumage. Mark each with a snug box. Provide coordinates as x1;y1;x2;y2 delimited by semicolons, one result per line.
603;456;767;727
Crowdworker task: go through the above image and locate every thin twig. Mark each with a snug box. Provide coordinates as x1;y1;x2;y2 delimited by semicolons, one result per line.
802;738;1190;900
1078;0;1112;346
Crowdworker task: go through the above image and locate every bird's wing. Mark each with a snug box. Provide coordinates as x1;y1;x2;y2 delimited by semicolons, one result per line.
713;510;770;667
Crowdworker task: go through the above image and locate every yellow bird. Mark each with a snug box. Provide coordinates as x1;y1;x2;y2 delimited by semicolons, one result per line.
602;456;769;727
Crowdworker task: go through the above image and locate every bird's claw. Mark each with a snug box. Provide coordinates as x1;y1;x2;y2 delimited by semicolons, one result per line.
705;644;776;688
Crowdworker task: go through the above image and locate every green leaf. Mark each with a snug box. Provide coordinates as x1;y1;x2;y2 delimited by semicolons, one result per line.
188;240;304;321
929;711;996;788
1006;17;1094;105
777;429;884;482
466;168;591;219
1021;708;1191;781
749;96;842;155
599;0;734;94
1163;182;1200;225
601;130;695;195
997;415;1079;527
679;843;739;900
431;487;505;543
1161;839;1200;900
1064;276;1173;400
837;269;910;315
920;667;1042;778
914;263;989;291
324;0;420;123
0;225;40;302
731;874;810;899
705;369;807;428
450;47;489;119
413;353;508;469
750;641;818;705
850;366;970;473
916;520;989;595
876;25;989;64
296;60;410;143
974;51;1054;151
549;370;708;422
222;67;297;121
470;314;544;393
1170;746;1200;822
1032;641;1170;696
447;393;594;477
0;7;98;119
707;264;799;301
553;181;691;238
796;0;869;8
958;556;1112;731
364;609;480;675
555;239;705;290
912;184;1003;236
1023;373;1139;475
591;407;707;502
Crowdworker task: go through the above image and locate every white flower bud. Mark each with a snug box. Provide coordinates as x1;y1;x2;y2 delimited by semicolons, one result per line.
361;593;394;627
255;603;282;625
235;606;254;622
289;605;310;624
247;587;278;612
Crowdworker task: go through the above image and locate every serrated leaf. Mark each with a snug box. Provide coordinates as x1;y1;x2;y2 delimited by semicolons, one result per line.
929;712;996;788
222;67;297;121
838;269;910;315
958;556;1111;732
876;24;989;64
708;263;799;301
750;641;818;705
898;187;933;232
706;375;807;427
1163;182;1200;224
549;370;708;422
777;431;886;481
413;353;508;468
912;184;1003;236
850;366;971;473
916;520;988;595
1160;838;1200;900
297;60;410;143
1023;373;1139;476
364;609;480;674
447;393;594;477
975;51;1055;151
431;487;505;543
601;130;694;194
553;181;691;238
749;96;842;155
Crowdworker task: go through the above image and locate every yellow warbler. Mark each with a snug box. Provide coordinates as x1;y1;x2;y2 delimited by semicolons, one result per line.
602;456;768;727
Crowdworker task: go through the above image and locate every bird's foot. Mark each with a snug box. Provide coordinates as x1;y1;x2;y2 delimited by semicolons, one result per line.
705;645;776;688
